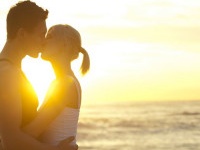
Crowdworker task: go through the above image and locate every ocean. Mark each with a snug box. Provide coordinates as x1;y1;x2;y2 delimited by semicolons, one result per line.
77;100;200;150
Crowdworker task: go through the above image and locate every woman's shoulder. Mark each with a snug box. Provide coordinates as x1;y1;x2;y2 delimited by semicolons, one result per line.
58;75;79;87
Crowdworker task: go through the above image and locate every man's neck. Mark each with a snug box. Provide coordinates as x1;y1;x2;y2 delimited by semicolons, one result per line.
0;39;25;69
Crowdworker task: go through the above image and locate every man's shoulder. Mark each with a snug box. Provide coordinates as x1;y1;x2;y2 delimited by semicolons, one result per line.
0;62;21;81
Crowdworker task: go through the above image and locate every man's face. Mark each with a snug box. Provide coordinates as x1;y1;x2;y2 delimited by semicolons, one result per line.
24;20;47;58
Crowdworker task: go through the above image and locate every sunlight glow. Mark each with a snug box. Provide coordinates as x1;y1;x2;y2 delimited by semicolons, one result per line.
1;0;200;103
22;56;55;106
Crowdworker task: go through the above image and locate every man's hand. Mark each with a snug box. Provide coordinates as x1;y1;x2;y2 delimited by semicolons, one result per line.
58;137;78;150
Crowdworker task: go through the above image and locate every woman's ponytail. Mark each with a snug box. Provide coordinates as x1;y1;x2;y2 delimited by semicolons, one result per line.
80;47;90;75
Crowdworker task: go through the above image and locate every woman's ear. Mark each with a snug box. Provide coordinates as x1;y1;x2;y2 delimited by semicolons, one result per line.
62;39;68;48
62;40;71;52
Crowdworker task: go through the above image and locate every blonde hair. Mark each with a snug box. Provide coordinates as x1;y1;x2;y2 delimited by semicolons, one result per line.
49;24;90;75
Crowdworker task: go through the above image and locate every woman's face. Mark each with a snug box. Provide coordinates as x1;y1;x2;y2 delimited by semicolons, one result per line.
41;29;63;61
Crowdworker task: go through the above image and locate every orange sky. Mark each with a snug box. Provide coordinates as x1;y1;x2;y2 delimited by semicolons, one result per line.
1;0;200;104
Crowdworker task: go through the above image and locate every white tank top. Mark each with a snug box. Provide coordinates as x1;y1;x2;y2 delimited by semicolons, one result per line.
39;76;81;146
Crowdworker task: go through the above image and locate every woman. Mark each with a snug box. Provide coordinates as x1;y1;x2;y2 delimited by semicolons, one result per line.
23;24;90;146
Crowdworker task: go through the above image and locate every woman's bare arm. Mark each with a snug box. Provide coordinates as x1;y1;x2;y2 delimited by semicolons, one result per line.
22;77;76;138
22;99;66;138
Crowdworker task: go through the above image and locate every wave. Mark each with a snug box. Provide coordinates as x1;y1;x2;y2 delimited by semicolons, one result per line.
171;111;200;116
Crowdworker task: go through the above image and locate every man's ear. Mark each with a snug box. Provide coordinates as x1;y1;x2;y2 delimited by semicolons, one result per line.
17;28;26;39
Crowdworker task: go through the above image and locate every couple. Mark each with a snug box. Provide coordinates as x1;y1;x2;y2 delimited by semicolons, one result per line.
0;1;90;150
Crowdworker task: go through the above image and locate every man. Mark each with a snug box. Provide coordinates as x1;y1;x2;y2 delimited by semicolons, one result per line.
0;1;78;150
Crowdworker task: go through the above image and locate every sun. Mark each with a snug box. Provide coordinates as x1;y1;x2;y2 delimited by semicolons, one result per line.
22;56;55;106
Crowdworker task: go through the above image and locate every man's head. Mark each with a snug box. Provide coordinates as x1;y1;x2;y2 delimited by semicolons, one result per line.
7;0;48;57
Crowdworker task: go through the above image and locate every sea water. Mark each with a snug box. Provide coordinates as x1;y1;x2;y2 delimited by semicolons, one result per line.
77;100;200;150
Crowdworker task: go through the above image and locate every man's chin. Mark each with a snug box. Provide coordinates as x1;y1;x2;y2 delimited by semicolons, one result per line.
27;53;39;58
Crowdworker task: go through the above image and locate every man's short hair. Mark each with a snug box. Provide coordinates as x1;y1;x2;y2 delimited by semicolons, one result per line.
7;0;48;39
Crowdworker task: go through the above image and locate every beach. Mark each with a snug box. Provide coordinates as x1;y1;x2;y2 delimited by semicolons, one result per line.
77;100;200;150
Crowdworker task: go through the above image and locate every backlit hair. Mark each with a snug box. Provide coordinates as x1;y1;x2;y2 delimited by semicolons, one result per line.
7;0;48;39
49;24;90;75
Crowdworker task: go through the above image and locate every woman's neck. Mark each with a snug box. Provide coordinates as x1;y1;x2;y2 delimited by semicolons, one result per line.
51;59;74;79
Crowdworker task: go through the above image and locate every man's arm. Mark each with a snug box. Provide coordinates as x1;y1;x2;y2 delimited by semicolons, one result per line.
0;70;70;150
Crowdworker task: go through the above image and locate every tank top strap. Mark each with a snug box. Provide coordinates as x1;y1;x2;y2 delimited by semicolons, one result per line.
0;58;13;64
0;58;27;79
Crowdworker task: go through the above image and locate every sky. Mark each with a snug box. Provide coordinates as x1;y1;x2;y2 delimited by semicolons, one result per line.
1;0;200;104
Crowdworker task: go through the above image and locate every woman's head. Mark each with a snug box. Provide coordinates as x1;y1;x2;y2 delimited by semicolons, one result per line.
42;24;90;75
